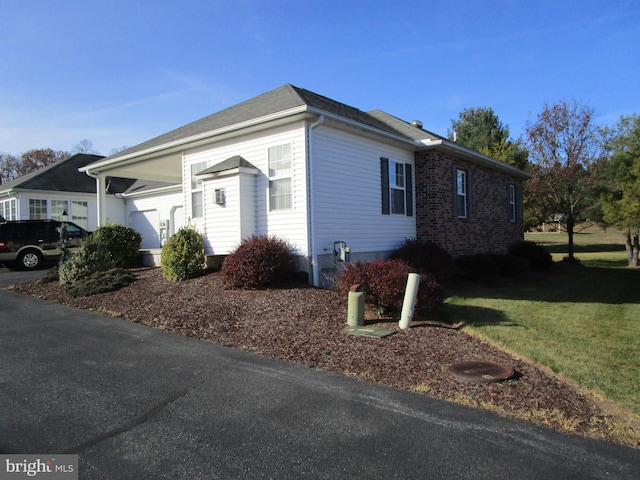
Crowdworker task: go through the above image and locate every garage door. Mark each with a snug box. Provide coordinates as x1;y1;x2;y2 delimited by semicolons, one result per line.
130;210;160;249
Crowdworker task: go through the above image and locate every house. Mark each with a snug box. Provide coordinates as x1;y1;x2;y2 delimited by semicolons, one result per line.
0;153;135;230
81;85;531;287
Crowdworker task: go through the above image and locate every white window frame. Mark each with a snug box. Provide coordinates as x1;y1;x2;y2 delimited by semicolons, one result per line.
191;161;208;218
389;161;406;215
455;169;468;218
268;143;292;211
51;200;69;221
72;200;89;229
508;184;516;222
29;199;48;219
0;200;14;220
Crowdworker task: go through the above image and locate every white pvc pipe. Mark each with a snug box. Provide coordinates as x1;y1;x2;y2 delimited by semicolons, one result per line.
399;273;420;329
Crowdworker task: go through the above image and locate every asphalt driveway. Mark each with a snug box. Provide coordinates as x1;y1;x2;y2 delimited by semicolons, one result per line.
1;268;639;479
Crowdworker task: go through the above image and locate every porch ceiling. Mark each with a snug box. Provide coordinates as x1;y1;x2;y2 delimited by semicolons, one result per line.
93;152;183;183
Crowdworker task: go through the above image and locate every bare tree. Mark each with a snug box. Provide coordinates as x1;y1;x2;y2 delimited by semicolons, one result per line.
72;139;97;154
0;152;22;184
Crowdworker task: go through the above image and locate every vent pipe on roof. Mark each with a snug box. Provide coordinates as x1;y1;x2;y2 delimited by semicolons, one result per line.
411;120;423;129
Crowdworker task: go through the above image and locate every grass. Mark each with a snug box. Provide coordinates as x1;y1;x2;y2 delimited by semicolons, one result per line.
447;227;640;424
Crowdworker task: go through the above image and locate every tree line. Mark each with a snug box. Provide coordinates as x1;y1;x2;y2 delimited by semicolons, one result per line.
449;101;639;267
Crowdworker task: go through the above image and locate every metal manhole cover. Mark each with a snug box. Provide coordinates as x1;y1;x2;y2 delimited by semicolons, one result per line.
448;361;514;383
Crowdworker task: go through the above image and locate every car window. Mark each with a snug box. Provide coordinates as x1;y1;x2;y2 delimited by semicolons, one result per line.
65;223;84;236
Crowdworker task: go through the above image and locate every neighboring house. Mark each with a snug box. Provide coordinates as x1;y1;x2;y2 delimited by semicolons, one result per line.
81;85;531;287
0;154;134;230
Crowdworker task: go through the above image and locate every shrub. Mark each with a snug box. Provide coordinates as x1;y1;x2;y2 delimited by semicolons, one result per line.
509;240;553;271
221;235;295;289
161;226;205;281
491;254;530;277
93;224;142;268
59;234;117;287
389;239;455;283
39;266;59;284
336;259;446;314
65;268;134;297
455;254;500;283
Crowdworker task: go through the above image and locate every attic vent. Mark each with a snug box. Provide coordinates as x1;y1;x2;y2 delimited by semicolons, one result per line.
411;120;423;129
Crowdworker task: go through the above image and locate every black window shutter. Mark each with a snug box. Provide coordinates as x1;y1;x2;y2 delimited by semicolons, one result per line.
381;157;390;215
405;163;413;216
452;167;459;217
467;170;473;218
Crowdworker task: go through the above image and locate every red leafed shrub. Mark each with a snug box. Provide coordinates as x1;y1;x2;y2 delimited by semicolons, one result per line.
221;235;295;289
336;259;446;313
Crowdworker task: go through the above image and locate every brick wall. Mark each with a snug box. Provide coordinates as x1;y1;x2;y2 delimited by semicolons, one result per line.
414;149;525;257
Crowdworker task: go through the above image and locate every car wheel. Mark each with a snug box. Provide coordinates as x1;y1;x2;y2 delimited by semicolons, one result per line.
18;250;42;270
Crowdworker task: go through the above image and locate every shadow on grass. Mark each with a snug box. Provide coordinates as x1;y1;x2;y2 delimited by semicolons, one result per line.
442;304;520;328
544;243;626;254
449;261;640;305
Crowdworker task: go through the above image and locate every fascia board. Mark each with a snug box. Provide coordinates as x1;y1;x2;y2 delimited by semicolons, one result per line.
81;105;310;173
420;139;532;179
121;184;182;199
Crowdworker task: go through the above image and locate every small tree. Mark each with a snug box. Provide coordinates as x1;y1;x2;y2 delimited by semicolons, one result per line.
524;100;603;261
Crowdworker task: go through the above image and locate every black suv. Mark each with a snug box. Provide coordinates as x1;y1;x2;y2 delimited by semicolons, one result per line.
0;220;90;270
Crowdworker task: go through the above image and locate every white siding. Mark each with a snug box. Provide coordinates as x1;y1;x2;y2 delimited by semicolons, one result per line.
203;175;241;254
126;189;184;247
311;125;416;255
183;121;309;256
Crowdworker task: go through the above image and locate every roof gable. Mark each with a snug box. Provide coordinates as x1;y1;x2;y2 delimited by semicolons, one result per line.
0;153;136;194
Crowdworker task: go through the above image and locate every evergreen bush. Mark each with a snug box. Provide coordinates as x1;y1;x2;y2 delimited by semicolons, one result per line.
93;224;142;267
160;226;205;281
59;234;117;287
389;238;455;283
509;240;553;271
65;268;134;297
455;254;500;283
221;235;294;289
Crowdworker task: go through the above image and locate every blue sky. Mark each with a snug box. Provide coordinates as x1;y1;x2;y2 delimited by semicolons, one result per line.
2;0;639;156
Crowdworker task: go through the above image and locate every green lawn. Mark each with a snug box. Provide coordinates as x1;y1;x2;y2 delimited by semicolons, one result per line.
447;228;640;420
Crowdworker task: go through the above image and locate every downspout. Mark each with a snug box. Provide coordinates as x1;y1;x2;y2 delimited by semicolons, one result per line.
84;169;107;226
307;114;325;287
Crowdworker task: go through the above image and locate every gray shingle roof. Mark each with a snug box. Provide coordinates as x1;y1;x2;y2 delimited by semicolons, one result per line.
103;84;429;162
0;154;135;194
198;155;257;175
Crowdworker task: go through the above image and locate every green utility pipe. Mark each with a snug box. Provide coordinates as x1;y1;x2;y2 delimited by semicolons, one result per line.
347;287;365;327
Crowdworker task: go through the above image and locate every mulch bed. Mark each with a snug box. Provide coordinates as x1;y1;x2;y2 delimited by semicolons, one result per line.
8;267;639;447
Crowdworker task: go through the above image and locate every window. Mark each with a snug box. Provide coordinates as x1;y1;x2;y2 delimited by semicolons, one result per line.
0;200;14;220
454;169;469;218
72;201;89;229
215;189;225;205
51;200;69;221
268;144;292;210
29;199;47;219
390;162;405;214
191;161;208;218
381;158;413;216
508;184;516;222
